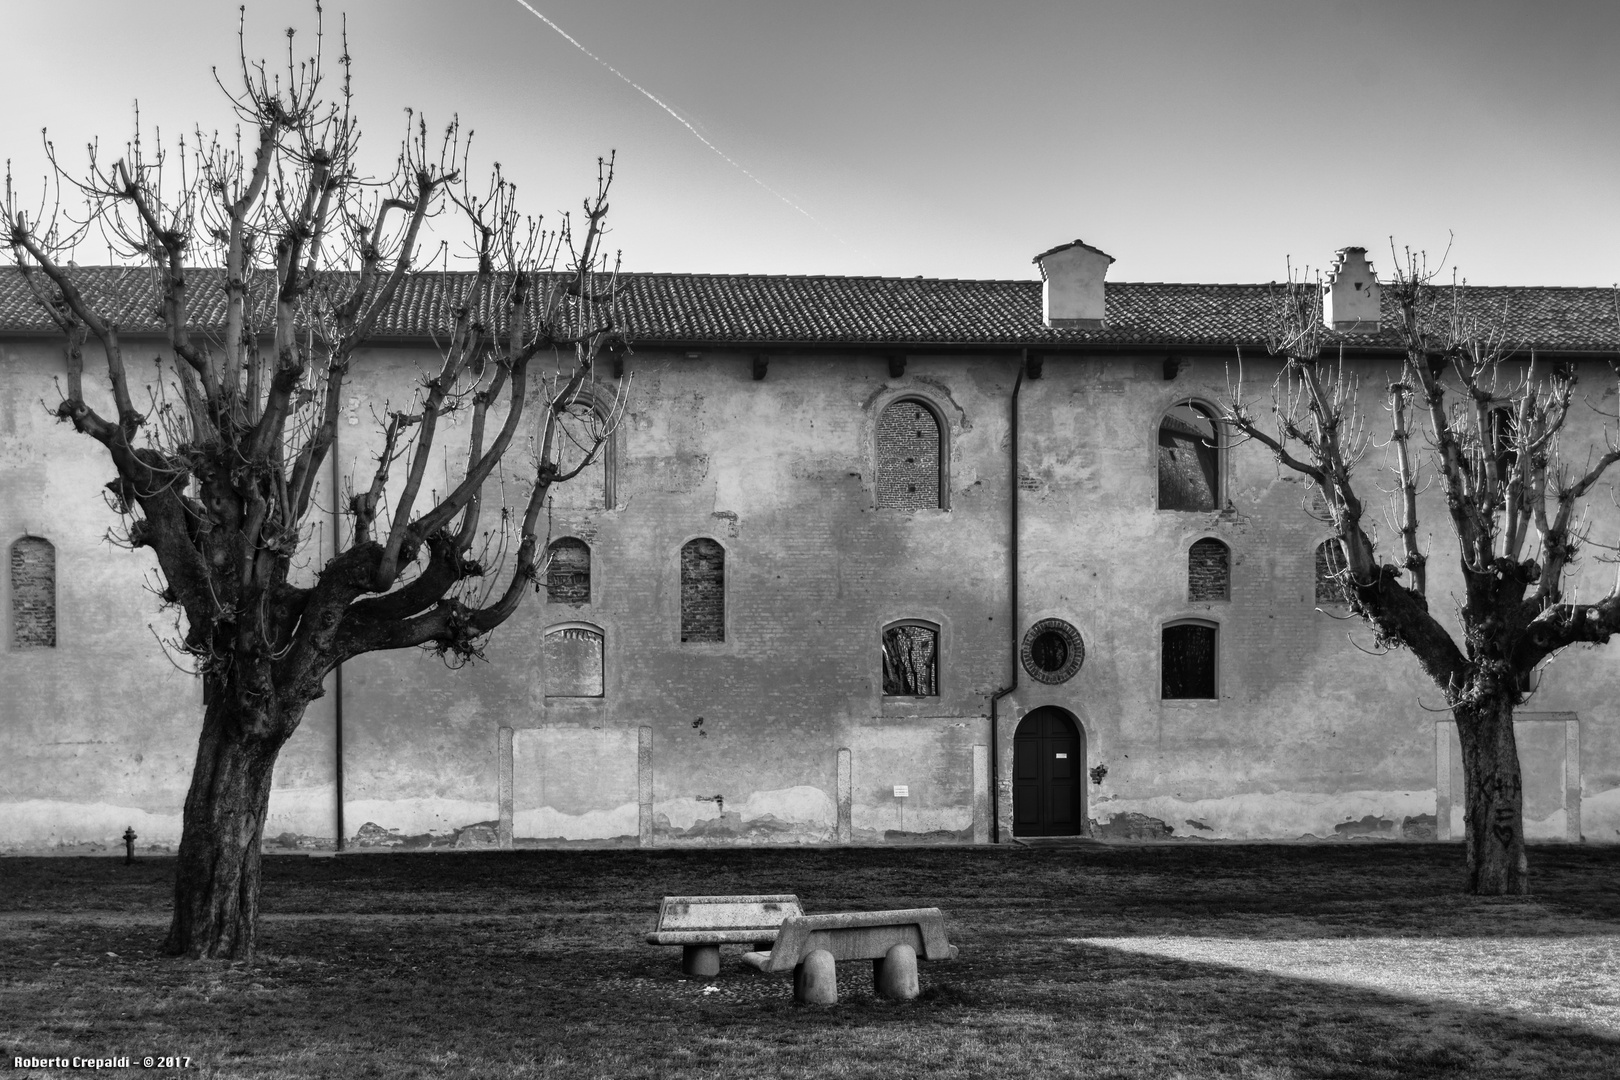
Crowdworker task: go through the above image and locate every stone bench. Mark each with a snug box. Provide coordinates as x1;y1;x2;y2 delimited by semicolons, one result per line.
740;908;958;1002
645;894;804;977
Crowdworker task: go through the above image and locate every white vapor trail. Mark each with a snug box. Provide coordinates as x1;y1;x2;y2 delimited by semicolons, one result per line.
509;0;856;253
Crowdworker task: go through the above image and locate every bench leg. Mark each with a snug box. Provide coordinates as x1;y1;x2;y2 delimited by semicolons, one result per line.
875;943;919;1000
681;944;720;978
793;949;837;1004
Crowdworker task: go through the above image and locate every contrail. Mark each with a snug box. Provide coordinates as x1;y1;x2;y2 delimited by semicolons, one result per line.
509;0;857;255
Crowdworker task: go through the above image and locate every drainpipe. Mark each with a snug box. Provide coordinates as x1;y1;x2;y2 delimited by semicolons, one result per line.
331;444;346;853
987;353;1026;843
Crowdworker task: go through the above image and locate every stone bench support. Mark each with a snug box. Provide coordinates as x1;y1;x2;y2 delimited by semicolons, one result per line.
742;908;957;1003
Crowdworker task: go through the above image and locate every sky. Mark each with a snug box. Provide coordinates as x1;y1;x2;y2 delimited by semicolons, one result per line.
3;0;1617;285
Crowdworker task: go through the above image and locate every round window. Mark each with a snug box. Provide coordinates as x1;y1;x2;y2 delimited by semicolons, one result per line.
1020;619;1085;684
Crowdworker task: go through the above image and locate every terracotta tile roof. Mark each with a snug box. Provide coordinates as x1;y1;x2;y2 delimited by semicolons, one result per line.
1;265;1615;353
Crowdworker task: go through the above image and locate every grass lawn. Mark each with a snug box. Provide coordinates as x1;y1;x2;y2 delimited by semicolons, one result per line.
2;842;1618;1079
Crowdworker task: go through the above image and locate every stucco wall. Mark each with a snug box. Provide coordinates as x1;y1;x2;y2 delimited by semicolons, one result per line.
3;337;1617;852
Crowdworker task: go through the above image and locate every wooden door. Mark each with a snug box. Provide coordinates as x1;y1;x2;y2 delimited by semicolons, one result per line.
1012;708;1083;836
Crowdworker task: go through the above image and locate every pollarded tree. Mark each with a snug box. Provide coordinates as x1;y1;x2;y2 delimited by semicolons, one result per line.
3;11;628;957
1223;253;1620;894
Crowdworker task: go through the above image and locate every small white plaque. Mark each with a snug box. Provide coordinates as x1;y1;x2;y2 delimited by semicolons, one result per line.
893;785;909;798
1055;753;1068;759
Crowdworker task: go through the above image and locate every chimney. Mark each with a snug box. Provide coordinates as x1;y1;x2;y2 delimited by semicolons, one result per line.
1324;247;1380;332
1034;240;1114;328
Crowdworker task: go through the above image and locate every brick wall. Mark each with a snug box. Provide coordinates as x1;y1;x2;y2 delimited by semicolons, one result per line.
546;538;591;605
1188;538;1230;601
10;537;55;648
1315;539;1348;603
876;400;941;509
680;538;725;642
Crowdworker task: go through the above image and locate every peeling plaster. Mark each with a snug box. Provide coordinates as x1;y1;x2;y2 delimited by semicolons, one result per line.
1094;789;1438;841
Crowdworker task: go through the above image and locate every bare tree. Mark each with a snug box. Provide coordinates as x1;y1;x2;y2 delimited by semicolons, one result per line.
1222;252;1620;894
4;11;628;957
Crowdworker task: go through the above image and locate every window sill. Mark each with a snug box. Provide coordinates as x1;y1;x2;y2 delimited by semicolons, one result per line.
881;695;943;717
1160;697;1220;708
544;695;605;705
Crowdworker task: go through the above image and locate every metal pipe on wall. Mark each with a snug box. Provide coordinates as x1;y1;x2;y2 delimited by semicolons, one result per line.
987;353;1026;843
331;443;346;853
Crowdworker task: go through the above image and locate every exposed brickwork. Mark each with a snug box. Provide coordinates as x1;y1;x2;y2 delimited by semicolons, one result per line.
680;538;725;642
1158;408;1217;511
1315;539;1349;603
876;400;940;509
1188;538;1230;601
10;537;55;648
546;538;591;605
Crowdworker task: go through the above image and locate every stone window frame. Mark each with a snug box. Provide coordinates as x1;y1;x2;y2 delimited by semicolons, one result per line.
677;535;728;646
1160;616;1220;702
1154;397;1225;513
1186;535;1231;603
541;620;606;702
10;534;57;650
880;617;942;700
873;393;952;512
544;536;593;607
1314;536;1350;607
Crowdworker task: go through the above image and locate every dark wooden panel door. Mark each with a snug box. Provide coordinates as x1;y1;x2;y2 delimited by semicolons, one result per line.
1012;708;1083;836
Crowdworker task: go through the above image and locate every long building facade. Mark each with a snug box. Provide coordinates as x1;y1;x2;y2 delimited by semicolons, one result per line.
3;243;1617;852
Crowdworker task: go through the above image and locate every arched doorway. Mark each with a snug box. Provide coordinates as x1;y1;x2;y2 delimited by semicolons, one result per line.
1012;707;1084;836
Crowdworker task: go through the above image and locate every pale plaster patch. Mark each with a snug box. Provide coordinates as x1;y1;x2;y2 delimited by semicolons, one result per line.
343;796;498;839
265;785;336;839
0;799;183;851
655;785;836;834
1583;786;1620;843
1093;788;1436;840
513;801;639;841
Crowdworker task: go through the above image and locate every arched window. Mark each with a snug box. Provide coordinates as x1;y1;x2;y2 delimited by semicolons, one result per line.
543;623;604;697
882;620;938;697
11;536;56;649
680;538;725;642
545;538;591;605
876;399;945;509
1315;539;1349;604
1162;619;1217;699
546;397;617;511
1187;538;1230;601
1158;402;1220;511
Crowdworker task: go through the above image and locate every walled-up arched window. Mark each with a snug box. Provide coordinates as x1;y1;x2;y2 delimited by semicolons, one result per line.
876;399;944;509
882;620;938;696
1187;538;1230;601
1162;619;1217;699
1158;402;1220;511
543;623;604;697
545;538;591;605
1315;539;1349;604
11;536;56;648
680;538;725;642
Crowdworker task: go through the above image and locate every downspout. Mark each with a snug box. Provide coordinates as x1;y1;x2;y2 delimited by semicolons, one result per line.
988;352;1026;843
331;444;346;853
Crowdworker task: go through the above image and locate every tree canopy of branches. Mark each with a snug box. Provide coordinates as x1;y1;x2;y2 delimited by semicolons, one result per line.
1222;253;1620;894
4;9;629;958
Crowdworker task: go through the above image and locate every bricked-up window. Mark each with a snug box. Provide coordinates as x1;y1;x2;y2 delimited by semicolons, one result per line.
1188;538;1230;601
11;537;56;648
1162;620;1217;699
1315;539;1349;604
543;624;604;697
882;621;938;696
1158;403;1220;511
876;399;943;509
546;538;591;605
680;538;725;642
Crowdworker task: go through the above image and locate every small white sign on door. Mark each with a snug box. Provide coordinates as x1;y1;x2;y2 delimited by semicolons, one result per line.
1055;753;1068;759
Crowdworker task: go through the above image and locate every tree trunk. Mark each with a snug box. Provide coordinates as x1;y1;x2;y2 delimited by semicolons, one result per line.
1455;695;1529;895
163;689;301;959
